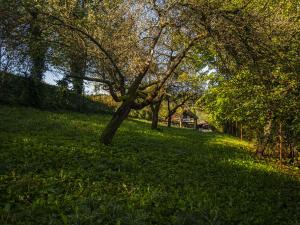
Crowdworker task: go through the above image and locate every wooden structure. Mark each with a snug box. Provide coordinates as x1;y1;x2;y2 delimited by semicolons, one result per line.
169;109;198;129
181;110;198;128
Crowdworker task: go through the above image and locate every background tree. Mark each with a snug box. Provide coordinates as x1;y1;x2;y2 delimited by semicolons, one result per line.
150;93;164;130
0;1;49;107
68;0;88;96
201;0;300;161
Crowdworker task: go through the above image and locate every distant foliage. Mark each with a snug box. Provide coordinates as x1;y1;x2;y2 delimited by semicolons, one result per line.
130;108;152;120
202;69;300;165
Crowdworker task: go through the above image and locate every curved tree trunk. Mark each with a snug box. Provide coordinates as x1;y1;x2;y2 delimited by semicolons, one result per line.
100;102;132;145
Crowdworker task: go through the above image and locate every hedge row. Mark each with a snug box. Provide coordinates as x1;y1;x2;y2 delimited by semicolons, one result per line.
0;73;114;114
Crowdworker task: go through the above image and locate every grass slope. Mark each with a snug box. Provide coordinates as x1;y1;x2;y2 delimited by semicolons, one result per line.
0;106;299;225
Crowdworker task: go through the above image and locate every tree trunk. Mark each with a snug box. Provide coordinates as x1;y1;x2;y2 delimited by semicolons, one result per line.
27;10;47;107
240;124;243;141
167;116;172;128
256;113;273;156
151;110;159;129
100;102;132;145
70;50;86;95
279;122;283;167
150;104;159;130
150;96;163;130
255;129;264;156
167;96;172;127
29;14;46;81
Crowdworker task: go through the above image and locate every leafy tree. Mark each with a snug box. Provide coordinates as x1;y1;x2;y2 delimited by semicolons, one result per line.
199;0;300;161
0;0;48;107
40;0;208;144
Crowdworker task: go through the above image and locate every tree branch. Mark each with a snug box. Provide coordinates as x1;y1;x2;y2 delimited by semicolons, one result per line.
43;12;125;85
66;75;113;85
67;74;121;102
138;80;160;90
166;95;192;118
129;25;165;93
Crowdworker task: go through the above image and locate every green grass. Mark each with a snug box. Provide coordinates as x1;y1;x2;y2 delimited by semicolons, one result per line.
0;105;299;225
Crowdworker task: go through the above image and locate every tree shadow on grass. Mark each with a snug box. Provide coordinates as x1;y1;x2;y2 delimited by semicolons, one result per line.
0;107;299;225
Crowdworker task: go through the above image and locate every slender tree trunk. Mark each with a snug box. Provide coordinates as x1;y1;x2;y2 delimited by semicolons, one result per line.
255;129;264;156
279;122;283;167
256;113;273;156
150;96;163;130
151;110;159;129
167;116;172;127
100;102;132;145
229;122;233;135
289;146;295;163
167;96;172;127
240;124;243;141
223;122;228;134
150;104;159;130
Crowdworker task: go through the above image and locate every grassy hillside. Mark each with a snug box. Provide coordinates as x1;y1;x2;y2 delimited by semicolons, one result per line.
0;106;299;225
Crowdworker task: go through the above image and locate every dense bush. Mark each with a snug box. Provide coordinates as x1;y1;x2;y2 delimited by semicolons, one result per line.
0;72;114;114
